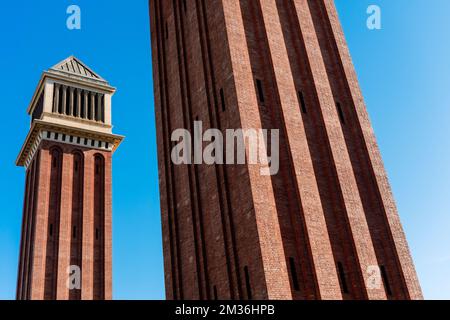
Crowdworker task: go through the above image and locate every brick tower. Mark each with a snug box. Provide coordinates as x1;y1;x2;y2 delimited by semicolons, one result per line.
149;0;422;300
16;56;123;300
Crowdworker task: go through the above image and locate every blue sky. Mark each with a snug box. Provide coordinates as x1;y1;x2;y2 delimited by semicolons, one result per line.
0;0;448;300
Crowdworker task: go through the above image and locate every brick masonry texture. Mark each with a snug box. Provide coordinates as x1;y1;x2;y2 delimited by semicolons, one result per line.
16;141;112;300
150;0;422;300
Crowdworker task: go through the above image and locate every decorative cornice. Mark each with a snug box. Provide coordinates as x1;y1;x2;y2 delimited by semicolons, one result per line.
41;112;113;129
16;120;124;167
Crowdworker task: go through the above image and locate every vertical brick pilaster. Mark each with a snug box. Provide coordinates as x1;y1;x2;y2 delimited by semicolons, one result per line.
258;0;342;300
81;152;94;300
29;148;51;300
56;152;74;299
321;0;423;299
292;0;385;299
104;154;113;300
221;0;292;300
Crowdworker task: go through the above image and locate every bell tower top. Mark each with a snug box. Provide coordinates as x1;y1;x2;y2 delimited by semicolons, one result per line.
17;56;123;168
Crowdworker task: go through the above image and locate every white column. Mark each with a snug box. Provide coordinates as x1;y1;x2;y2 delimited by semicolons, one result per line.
69;87;74;116
53;84;60;113
61;85;67;115
90;92;96;120
76;89;81;117
83;90;89;119
96;93;103;122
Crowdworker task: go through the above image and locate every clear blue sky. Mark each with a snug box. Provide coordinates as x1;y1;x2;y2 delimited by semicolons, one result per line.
0;0;448;300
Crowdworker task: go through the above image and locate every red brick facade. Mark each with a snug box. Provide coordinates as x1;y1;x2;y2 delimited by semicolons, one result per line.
149;0;422;300
16;141;112;300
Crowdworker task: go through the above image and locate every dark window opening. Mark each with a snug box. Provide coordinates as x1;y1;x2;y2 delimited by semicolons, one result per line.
49;224;53;236
47;131;51;139
32;93;44;121
84;139;88;146
69;135;74;143
380;265;393;296
80;91;86;119
220;88;226;112
62;134;66;142
244;266;252;300
75;161;79;172
96;164;100;175
95;95;100;122
298;91;307;114
87;93;93;120
65;89;71;115
52;156;58;168
58;85;64;114
336;102;345;124
101;95;105;123
55;133;59;141
96;228;99;240
91;140;95;147
73;226;77;239
289;257;300;291
256;79;265;104
105;143;109;149
337;262;349;294
73;89;78;117
77;137;81;144
183;0;187;12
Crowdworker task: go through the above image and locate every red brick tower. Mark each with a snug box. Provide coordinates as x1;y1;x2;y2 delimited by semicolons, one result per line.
16;57;123;300
149;0;422;300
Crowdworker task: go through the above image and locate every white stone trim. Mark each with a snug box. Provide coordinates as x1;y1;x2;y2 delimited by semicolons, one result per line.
23;130;113;169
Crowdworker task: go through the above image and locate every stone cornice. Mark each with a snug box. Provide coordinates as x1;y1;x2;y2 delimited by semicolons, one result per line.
41;112;113;130
16;120;124;167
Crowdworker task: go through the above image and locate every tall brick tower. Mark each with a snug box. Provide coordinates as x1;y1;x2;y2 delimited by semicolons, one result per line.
16;56;123;300
149;0;422;300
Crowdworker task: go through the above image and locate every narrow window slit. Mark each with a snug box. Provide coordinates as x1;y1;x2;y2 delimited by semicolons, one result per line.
380;265;393;296
336;101;345;124
289;257;300;291
298;91;307;114
256;79;265;104
337;262;349;294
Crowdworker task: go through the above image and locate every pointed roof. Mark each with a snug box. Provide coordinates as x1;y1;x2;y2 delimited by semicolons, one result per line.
50;56;107;83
